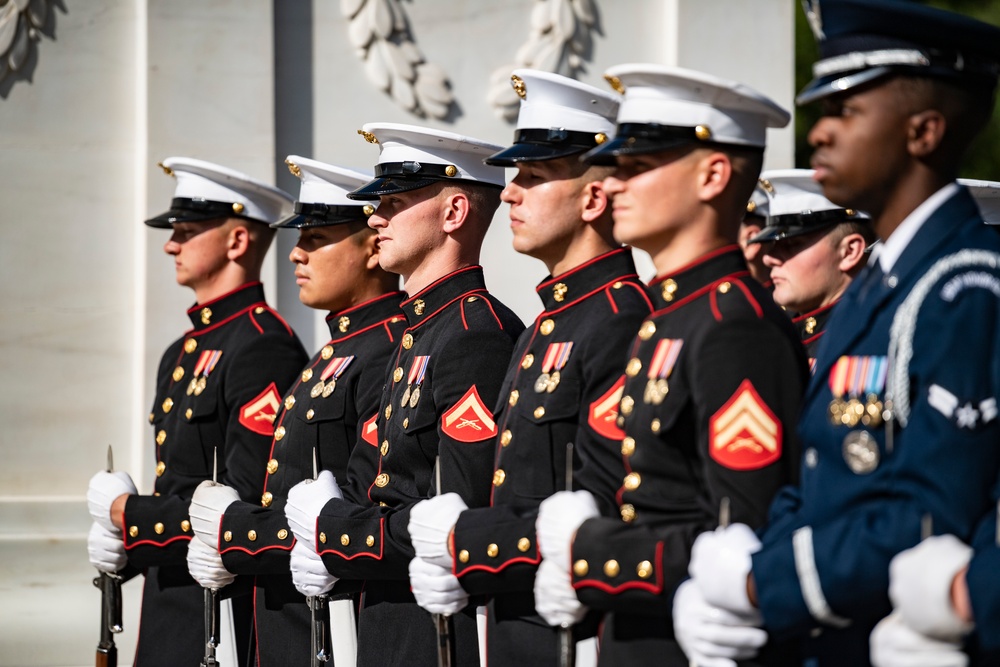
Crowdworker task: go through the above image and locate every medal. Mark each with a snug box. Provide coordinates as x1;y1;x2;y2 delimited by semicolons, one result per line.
546;370;561;393
843;398;863;427
644;339;683;404
827;356;888;427
842;430;880;474
322;380;336;398
311;381;325;398
862;394;884;428
404;356;430;408
536;342;573;393
194;376;207;396
187;377;198;396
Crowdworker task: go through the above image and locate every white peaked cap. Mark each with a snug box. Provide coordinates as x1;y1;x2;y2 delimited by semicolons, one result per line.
274;156;376;228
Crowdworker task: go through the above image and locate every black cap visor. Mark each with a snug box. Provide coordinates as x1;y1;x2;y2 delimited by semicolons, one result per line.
581;123;711;165
748;210;861;244
485;128;603;166
272;202;372;229
144;197;252;228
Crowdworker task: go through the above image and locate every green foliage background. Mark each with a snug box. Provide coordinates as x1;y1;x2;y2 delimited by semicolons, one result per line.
794;0;1000;179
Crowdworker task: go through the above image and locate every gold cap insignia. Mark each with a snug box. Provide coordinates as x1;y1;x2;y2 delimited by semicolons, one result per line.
232;202;245;214
758;178;774;194
604;74;625;94
594;132;608;145
285;159;301;178
358;129;379;144
444;165;458;177
363;204;375;216
156;161;174;177
511;74;527;99
694;125;712;141
746;200;757;214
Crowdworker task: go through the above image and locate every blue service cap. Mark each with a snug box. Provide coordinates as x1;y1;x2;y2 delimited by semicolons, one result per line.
797;0;1000;105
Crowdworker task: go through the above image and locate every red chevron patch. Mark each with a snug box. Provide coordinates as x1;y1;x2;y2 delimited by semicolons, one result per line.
239;383;281;436
588;376;626;440
361;413;379;447
441;386;497;443
709;379;781;470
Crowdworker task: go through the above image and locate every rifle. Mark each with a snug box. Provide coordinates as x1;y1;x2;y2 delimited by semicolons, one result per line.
94;445;124;667
559;443;575;667
201;448;222;667
433;456;457;667
307;449;333;666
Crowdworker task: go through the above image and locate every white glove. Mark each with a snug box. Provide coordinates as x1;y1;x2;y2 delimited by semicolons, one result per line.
534;554;588;627
673;579;768;667
409;556;469;615
889;534;974;640
689;523;762;617
290;541;338;597
186;536;236;590
409;493;468;569
536;490;599;563
188;480;240;547
88;522;127;573
286;471;343;550
871;612;968;667
87;471;137;531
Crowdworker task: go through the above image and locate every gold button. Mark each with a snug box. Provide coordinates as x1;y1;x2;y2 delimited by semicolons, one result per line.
162;397;174;413
604;559;620;577
413;299;425;315
184;339;198;354
637;560;653;579
181;520;191;532
200;307;212;325
403;418;409;428
156;430;167;445
284;395;295;411
500;430;512;447
248;530;257;541
651;418;661;433
185;408;193;420
661;279;678;302
521;354;534;369
573;559;589;577
340;534;351;546
517;537;531;552
366;535;375;547
172;366;185;382
639;321;656;340
384;405;392;420
539;319;555;336
466;296;478;303
487;543;499;558
154;522;164;535
623;472;641;491
302;368;314;382
274;426;286;441
306;409;315;420
156;461;166;476
339;316;351;332
261;492;273;507
621;437;635;457
402;333;414;349
319;532;327;544
493;469;506;486
223;530;232;542
278;529;288;540
375;473;390;487
148;412;154;424
620;503;636;522
612;281;623;289
321;345;334;360
717;281;731;294
128;526;139;538
534;406;546;419
255;306;265;314
620;395;634;416
459;549;470;563
267;459;278;474
804;316;817;335
626;358;642;377
695;124;712;140
393;367;404;383
509;390;519;406
553;283;568;302
380;441;389;456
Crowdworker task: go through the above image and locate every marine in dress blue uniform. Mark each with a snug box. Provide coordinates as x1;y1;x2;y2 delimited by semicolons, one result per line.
405;70;654;665
530;64;806;667
681;3;1000;666
183;158;406;666
88;158;308;666
283;124;525;667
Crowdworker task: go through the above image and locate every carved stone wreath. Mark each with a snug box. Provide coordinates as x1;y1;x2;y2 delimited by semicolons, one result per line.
342;0;599;122
0;0;52;85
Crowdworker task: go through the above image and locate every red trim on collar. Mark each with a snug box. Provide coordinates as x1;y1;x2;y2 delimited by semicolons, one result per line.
649;244;740;288
402;266;482;305
536;248;633;291
186;281;263;314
